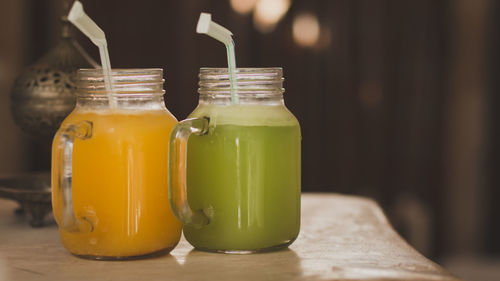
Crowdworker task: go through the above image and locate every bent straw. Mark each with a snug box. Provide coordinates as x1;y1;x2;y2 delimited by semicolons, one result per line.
197;13;239;104
68;1;117;108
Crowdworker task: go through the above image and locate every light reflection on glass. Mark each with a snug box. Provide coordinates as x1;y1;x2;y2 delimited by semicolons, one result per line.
292;13;320;48
253;0;291;33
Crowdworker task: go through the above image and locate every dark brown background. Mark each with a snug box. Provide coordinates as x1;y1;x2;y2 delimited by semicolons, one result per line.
0;0;497;271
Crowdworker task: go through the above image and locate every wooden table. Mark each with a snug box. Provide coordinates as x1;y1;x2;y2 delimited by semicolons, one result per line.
0;193;459;281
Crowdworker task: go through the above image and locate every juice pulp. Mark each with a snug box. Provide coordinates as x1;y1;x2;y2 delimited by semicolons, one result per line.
52;109;182;258
184;104;301;251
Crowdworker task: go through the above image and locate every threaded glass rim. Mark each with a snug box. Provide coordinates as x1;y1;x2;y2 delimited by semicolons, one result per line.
198;67;284;96
76;68;165;96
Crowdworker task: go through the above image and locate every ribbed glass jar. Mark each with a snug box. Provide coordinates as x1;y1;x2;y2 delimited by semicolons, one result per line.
52;69;181;260
169;67;302;253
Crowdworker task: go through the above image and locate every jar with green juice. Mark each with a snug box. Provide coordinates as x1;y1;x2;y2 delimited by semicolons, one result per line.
169;68;301;253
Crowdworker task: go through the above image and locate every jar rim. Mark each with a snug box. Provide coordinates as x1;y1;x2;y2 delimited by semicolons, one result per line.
78;68;163;75
76;68;165;96
198;67;284;96
199;67;282;69
199;67;282;73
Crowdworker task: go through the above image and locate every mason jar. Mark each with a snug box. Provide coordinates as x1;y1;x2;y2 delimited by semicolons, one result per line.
52;69;181;260
169;67;301;253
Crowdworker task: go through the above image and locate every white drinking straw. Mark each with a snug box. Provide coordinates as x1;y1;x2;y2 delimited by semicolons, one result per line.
197;13;239;104
68;1;117;108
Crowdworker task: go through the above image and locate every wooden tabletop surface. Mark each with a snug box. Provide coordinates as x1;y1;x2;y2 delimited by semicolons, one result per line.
0;193;460;281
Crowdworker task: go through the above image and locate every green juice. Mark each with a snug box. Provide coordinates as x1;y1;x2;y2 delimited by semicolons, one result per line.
184;105;301;252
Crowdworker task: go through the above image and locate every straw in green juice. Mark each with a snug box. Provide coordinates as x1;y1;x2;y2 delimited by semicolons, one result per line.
197;13;239;104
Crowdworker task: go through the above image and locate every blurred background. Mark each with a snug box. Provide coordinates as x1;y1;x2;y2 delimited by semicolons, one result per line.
0;0;498;279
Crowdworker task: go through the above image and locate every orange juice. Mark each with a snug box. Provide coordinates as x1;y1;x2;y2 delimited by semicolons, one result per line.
52;108;181;259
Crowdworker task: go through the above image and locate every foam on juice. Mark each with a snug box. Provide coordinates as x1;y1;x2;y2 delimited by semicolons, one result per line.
189;104;298;127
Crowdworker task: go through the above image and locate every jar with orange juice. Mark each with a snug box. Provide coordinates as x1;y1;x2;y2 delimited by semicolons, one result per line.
51;68;181;260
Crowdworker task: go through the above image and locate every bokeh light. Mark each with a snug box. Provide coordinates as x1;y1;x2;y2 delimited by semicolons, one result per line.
230;0;258;15
292;12;320;47
253;0;291;33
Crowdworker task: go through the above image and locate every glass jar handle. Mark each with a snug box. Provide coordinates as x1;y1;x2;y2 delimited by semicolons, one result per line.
52;120;94;233
169;117;210;228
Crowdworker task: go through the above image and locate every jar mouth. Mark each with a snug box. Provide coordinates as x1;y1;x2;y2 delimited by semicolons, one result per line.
77;68;165;96
199;67;282;73
198;67;284;96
